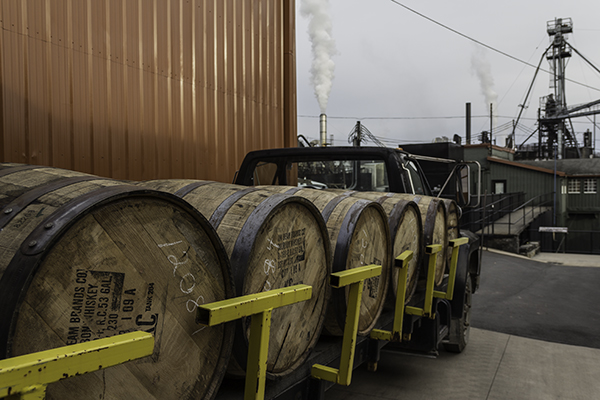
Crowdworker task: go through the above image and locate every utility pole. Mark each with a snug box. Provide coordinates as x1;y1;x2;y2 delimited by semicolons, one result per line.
353;121;362;147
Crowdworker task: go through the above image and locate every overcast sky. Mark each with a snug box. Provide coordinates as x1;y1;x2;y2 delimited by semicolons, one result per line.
295;0;600;151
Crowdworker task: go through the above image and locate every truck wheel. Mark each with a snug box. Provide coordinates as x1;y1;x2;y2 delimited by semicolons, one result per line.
443;275;472;353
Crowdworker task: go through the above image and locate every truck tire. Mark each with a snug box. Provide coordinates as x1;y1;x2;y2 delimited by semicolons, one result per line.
443;275;472;353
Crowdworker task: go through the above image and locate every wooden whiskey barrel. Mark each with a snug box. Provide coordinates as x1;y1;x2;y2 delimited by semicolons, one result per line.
386;200;423;302
393;194;447;285
340;192;423;304
0;164;235;400
138;180;332;379
261;186;391;337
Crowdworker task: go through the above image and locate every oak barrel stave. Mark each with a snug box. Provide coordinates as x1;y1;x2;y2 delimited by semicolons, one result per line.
0;165;235;400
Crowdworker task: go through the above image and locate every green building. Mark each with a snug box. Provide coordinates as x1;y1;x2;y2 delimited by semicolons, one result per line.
402;142;599;254
464;144;599;254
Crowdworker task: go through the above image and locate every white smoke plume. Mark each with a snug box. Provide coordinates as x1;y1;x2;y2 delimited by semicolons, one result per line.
471;46;498;136
300;0;337;113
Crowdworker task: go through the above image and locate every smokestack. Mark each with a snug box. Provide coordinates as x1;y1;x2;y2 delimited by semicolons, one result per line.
320;113;327;146
490;103;494;145
466;102;471;144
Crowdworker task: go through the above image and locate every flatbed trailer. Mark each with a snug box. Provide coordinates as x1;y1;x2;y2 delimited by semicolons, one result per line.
213;240;470;400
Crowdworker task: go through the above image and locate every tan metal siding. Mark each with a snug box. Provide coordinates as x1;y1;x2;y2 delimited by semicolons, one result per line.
283;0;296;149
0;0;296;182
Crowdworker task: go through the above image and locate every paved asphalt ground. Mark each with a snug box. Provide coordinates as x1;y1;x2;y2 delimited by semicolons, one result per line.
327;249;600;400
472;249;600;349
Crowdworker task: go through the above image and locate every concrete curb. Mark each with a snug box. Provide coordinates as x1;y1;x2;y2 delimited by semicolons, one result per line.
484;247;600;268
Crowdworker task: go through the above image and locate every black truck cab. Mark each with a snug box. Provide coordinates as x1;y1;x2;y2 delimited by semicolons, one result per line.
234;146;431;196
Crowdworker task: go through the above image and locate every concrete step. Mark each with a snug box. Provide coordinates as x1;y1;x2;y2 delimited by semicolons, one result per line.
518;241;540;258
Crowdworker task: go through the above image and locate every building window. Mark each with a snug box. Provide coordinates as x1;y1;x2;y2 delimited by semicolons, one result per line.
492;180;506;194
568;179;581;194
583;179;597;194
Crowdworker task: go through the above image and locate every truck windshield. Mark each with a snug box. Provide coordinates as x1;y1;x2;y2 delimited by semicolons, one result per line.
250;159;389;191
296;159;389;191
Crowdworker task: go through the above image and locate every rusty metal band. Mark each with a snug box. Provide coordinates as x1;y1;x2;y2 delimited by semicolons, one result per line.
321;193;352;223
376;196;390;206
0;176;101;230
174;180;215;198
284;187;302;195
411;195;423;205
208;187;259;229
0;164;43;178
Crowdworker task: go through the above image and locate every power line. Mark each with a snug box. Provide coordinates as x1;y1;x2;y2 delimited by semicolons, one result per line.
298;114;539;121
389;1;535;68
299;114;471;120
389;0;600;92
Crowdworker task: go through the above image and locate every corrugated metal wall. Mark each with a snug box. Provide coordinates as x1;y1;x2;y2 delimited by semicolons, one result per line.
568;178;599;212
489;163;557;199
0;0;296;182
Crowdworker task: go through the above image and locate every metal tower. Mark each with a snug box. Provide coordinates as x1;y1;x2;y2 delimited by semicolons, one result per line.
539;18;575;159
515;18;600;159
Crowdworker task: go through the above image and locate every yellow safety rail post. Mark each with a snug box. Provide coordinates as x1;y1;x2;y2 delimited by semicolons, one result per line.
0;331;154;400
196;284;312;400
405;244;442;319
433;237;469;301
369;238;469;345
311;264;382;387
370;250;414;342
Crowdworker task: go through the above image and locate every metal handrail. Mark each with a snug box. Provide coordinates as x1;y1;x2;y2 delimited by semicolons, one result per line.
513;192;553;213
462;192;523;227
461;192;554;234
485;192;554;235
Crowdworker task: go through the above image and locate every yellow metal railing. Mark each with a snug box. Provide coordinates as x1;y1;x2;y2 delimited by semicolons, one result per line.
196;284;312;400
0;331;154;400
370;237;470;343
311;264;382;387
370;250;413;342
433;237;469;302
405;243;443;318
